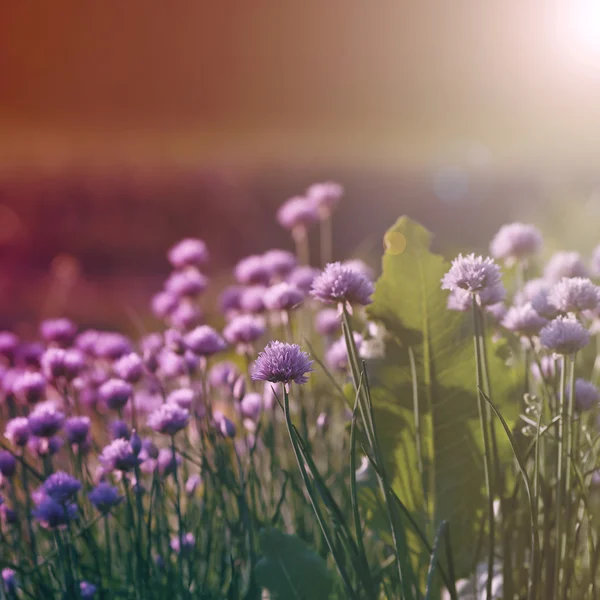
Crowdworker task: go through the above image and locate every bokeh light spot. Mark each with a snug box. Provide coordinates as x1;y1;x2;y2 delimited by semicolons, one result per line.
384;231;407;255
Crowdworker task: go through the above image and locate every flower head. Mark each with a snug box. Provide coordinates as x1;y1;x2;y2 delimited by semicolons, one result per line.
41;471;81;504
223;315;266;345
252;342;313;385
40;318;77;346
208;361;239;389
28;403;65;438
167;388;195;410
168;300;204;330
2;568;16;594
315;308;341;336
170;532;195;554
326;334;363;373
80;581;98;599
501;303;548;337
0;451;16;478
168;238;209;269
262;249;297;280
489;223;542;264
151;290;178;319
311;262;374;306
147;404;190;436
544;251;589;283
571;379;600;411
218;285;244;314
307;181;343;216
0;332;19;359
277;196;319;232
33;498;77;529
5;417;30;447
234;255;270;285
240;393;262;421
12;371;46;404
264;282;304;311
184;326;226;356
287;266;320;294
540;316;590;355
441;253;502;294
98;378;132;410
239;286;267;314
89;482;124;513
214;411;236;438
165;268;208;298
65;416;91;445
548;277;600;314
113;353;144;383
99;439;140;472
93;332;132;360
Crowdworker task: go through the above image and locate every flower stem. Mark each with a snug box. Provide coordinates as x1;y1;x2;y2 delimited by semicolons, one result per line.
555;355;567;598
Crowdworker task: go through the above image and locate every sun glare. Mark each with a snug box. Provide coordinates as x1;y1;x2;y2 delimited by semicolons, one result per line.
560;0;600;68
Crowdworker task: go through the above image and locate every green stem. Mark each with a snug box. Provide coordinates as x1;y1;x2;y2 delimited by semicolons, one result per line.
555;355;567;598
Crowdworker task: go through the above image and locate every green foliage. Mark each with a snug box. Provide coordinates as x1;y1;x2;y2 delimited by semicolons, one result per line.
365;216;521;581
254;528;334;600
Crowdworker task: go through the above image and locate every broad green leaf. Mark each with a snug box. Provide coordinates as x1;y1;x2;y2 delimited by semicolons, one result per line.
254;528;333;600
365;216;521;582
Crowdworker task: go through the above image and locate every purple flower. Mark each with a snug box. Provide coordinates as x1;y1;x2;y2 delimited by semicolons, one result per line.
41;348;68;379
28;435;63;457
170;532;195;554
0;451;16;478
540;316;590;355
287;266;320;294
501;303;548;337
65;416;91;445
33;498;77;529
240;286;268;314
110;419;130;440
570;379;600;411
223;315;266;346
80;581;98;598
167;388;195;410
75;330;100;355
28;403;65;438
165;268;208;298
311;262;374;306
157;448;181;477
219;285;244;314
315;308;341;336
441;253;503;294
151;290;178;319
262;249;297;279
5;418;30;447
544;251;589;283
99;439;140;472
489;223;542;264
168;238;209;269
114;353;144;383
185;474;201;496
2;568;16;594
487;302;507;323
531;355;557;381
41;471;81;503
0;332;19;359
208;361;239;389
240;393;262;421
446;285;506;311
306;181;343;217
40;318;77;346
316;412;330;431
252;342;313;385
277;196;318;232
18;342;44;367
99;378;132;411
326;334;363;373
342;259;375;282
147;404;190;436
264;283;304;311
94;332;132;360
168;300;204;331
214;411;236;438
184;325;226;356
12;371;46;404
89;483;124;513
234;255;270;286
548;277;600;314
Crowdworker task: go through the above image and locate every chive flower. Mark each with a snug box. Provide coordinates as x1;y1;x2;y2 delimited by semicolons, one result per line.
539;315;590;355
251;342;313;385
489;223;542;265
310;262;374;306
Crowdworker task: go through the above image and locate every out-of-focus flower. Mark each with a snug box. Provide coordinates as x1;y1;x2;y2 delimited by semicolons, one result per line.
239;286;268;314
75;330;100;355
219;286;244;315
307;181;343;218
501;303;548;337
170;532;195;554
252;342;313;385
184;326;226;356
99;378;132;411
326;334;363;372
12;371;46;404
168;300;204;331
570;379;600;411
315;308;341;336
40;318;77;346
531;355;557;382
264;282;304;311
214;411;236;438
277;196;319;234
41;471;81;503
94;332;132;360
33;498;77;529
544;251;589;283
208;361;239;389
287;266;320;294
441;254;502;295
114;353;144;383
65;416;91;446
28;403;65;438
234;255;270;286
240;393;262;422
18;342;44;367
147;404;189;436
168;238;209;270
2;568;16;595
99;439;140;472
185;474;202;496
446;284;506;311
79;581;98;598
489;223;542;265
110;419;130;440
342;259;375;282
316;411;330;431
165;268;208;298
5;417;30;447
151;291;178;319
262;249;297;280
0;332;19;360
89;482;124;513
223;315;266;346
311;262;374;306
157;448;181;477
548;277;600;314
0;451;16;478
540;316;590;355
27;435;63;457
167;388;195;410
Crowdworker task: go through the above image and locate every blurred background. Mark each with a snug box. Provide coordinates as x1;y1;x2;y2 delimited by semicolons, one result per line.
2;0;600;332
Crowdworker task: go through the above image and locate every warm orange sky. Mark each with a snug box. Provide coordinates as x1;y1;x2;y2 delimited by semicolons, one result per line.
2;1;600;169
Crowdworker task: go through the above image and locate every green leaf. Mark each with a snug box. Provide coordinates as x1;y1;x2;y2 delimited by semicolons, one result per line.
365;216;521;581
254;528;333;600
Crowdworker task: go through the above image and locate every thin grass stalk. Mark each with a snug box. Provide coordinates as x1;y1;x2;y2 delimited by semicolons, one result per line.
471;296;495;600
424;521;448;600
555;355;567;598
